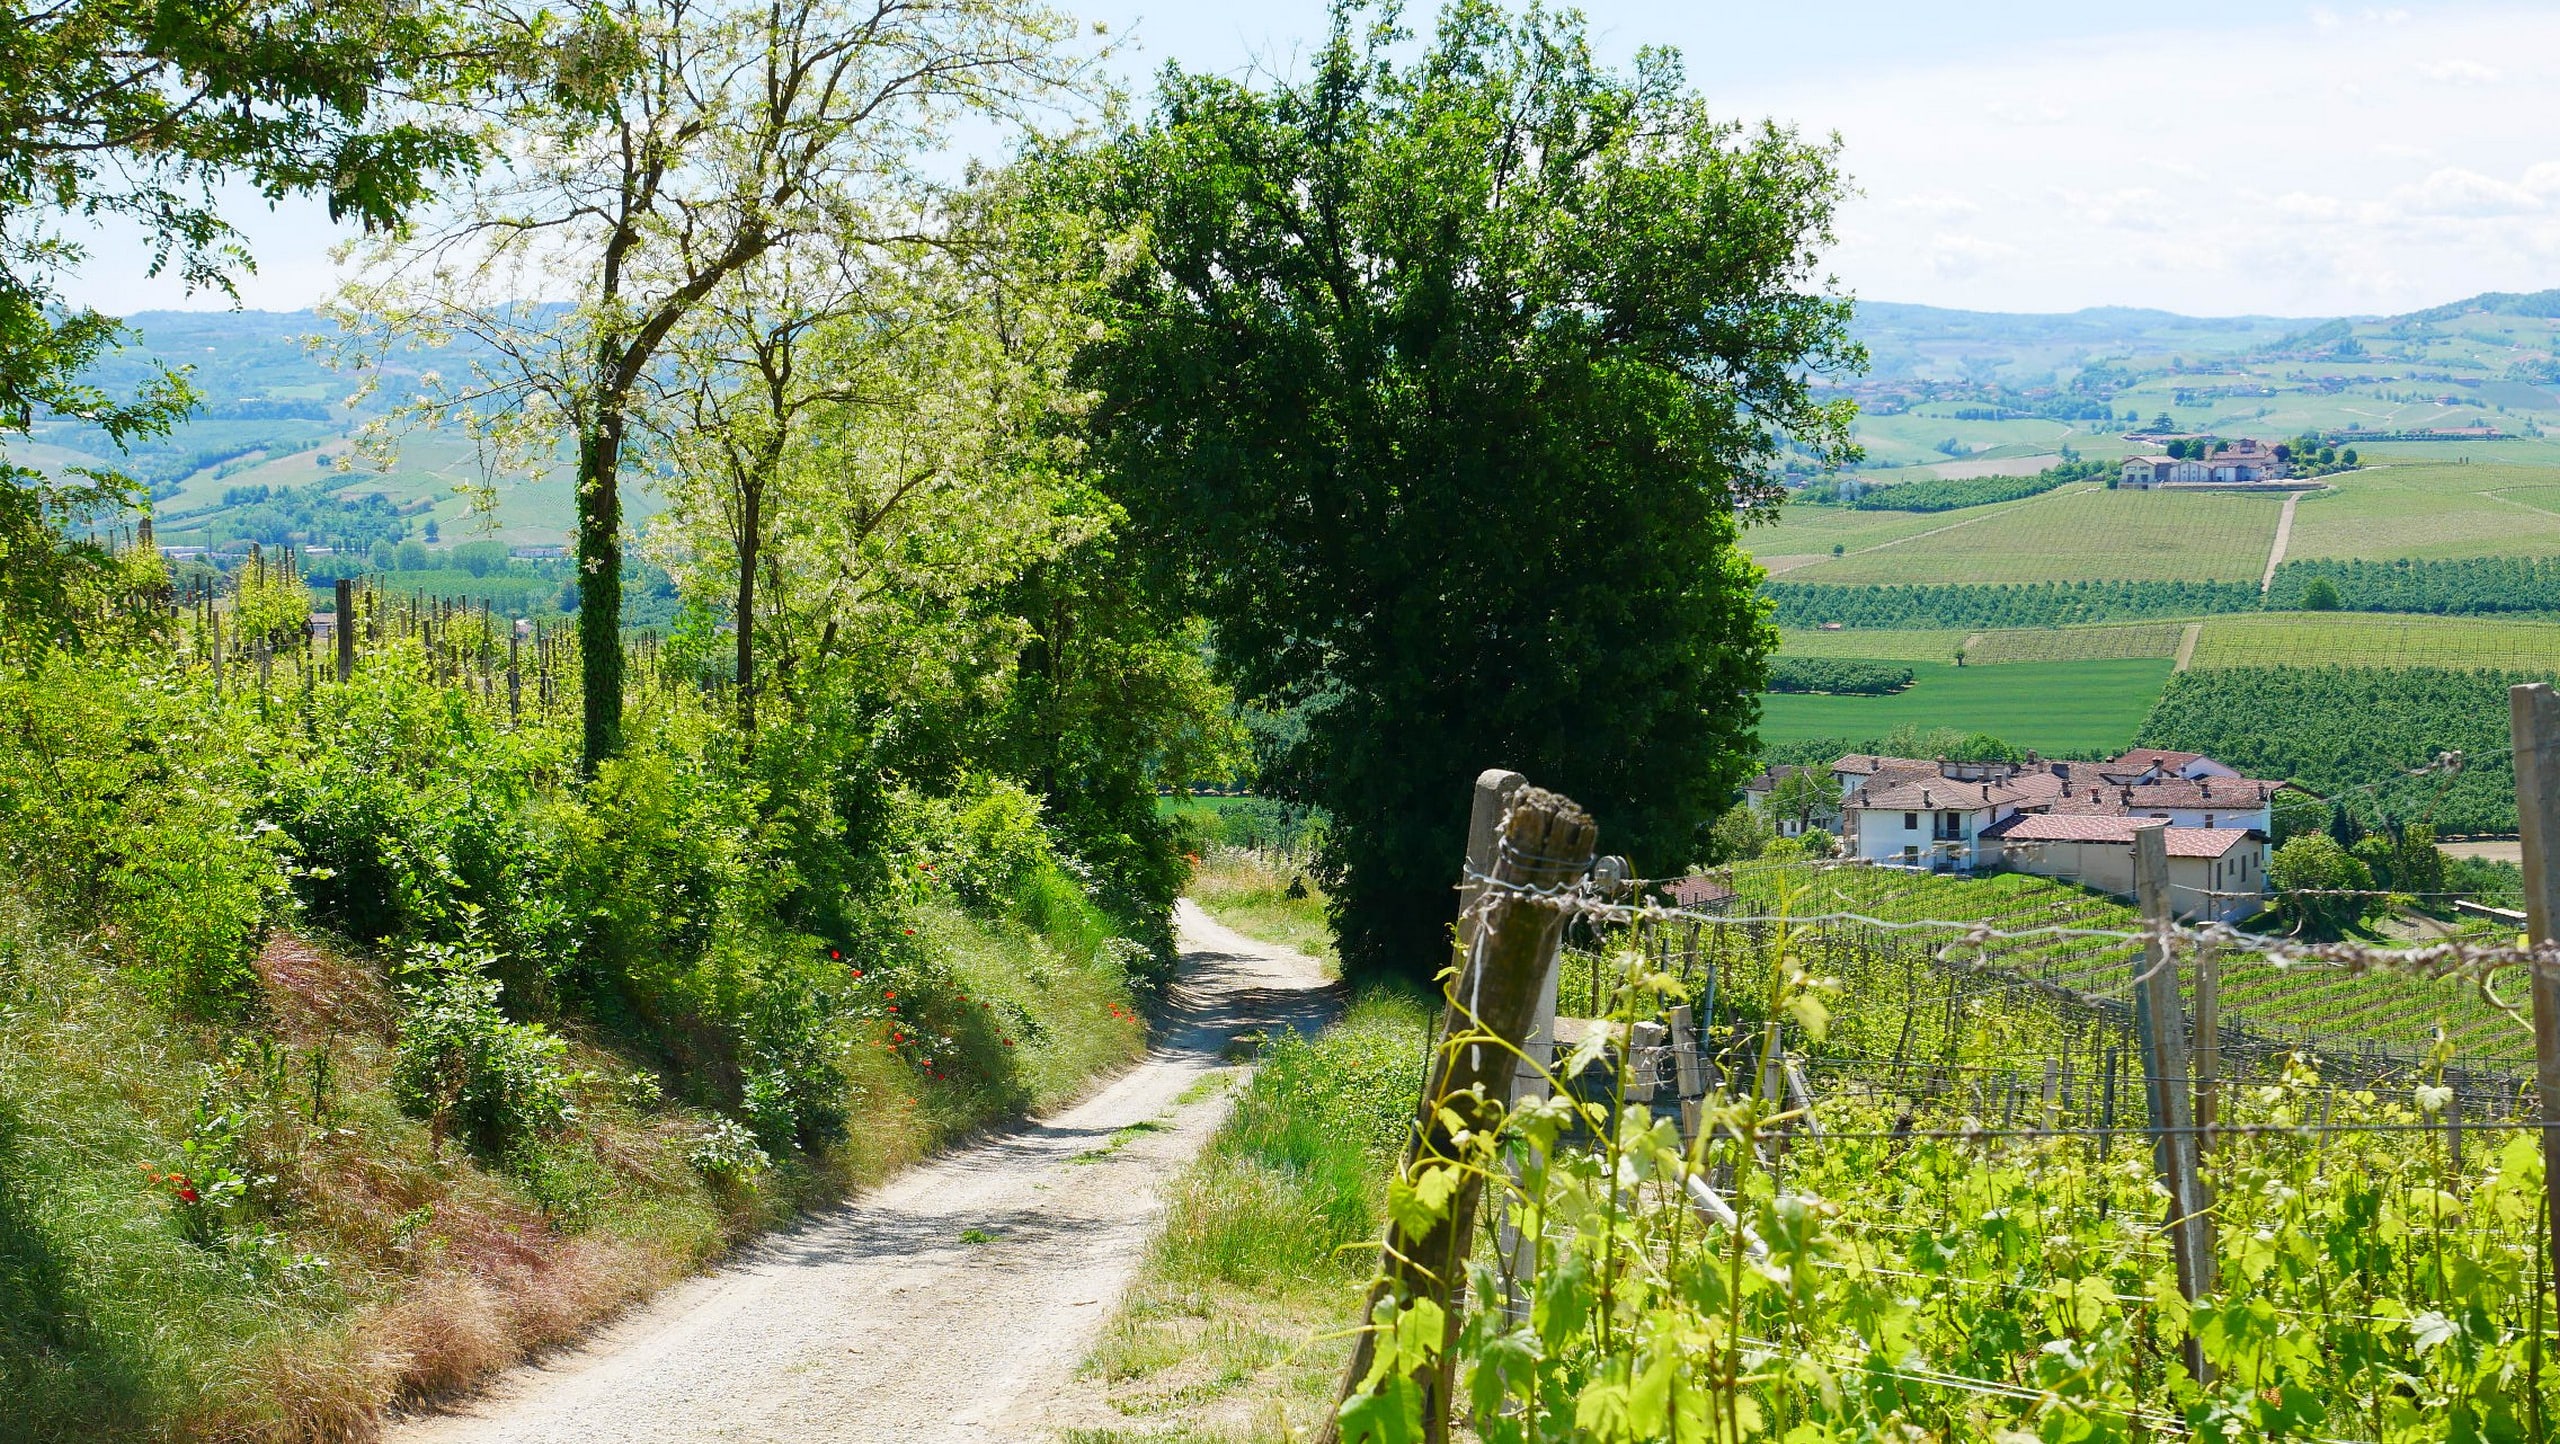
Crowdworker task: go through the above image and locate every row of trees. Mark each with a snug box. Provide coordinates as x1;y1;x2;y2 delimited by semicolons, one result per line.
4;0;1861;981
1767;578;2265;631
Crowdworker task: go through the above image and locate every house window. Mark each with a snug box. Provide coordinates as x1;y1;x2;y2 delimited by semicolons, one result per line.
1901;845;1920;866
2205;814;2215;828
1904;812;1919;830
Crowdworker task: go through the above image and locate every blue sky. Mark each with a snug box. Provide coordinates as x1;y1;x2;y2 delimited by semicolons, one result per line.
61;2;2560;319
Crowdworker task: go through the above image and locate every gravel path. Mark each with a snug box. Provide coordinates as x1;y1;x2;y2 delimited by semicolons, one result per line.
2261;491;2300;592
386;902;1334;1444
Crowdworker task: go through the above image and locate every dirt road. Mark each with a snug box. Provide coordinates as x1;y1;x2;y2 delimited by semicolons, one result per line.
387;903;1332;1444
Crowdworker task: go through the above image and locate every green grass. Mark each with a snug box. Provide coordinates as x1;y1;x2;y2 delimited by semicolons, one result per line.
1188;852;1335;972
1756;658;2175;754
2190;611;2560;670
1081;989;1429;1443
1801;485;2282;585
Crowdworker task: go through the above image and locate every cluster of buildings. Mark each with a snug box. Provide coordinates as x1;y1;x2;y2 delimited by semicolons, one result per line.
1744;748;2306;921
2116;438;2289;488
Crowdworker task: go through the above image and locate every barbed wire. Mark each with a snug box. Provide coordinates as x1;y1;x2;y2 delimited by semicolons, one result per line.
1463;864;2560;989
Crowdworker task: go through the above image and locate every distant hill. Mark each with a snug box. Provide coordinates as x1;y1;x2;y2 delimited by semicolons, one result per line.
15;290;2560;551
1849;301;2312;387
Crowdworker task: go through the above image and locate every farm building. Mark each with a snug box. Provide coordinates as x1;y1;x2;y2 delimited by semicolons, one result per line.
2119;439;2287;488
1829;747;2299;919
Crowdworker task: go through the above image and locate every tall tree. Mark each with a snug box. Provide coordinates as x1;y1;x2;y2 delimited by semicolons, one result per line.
337;0;1087;774
1074;1;1861;979
0;0;481;658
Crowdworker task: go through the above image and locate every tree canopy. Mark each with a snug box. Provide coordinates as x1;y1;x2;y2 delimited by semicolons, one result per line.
1070;0;1860;978
0;0;482;659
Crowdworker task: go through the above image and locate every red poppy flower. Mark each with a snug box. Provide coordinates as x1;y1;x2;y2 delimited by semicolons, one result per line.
884;990;896;1000
177;1185;201;1204
902;928;914;936
829;949;840;959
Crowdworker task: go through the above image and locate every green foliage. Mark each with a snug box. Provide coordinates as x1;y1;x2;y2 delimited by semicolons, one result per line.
2269;834;2374;937
1074;2;1859;978
0;0;479;659
2268;556;2560;615
1339;921;2557;1444
390;932;576;1156
1766;578;2264;630
2138;666;2532;835
2269;785;2329;845
1841;457;2112;513
2300;577;2342;611
1764;657;1912;695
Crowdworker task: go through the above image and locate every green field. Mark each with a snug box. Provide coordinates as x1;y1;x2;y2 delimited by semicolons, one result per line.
1756;657;2174;754
2190;611;2560;670
1775;621;2188;665
1773;626;1970;662
2287;462;2560;562
1794;485;2282;585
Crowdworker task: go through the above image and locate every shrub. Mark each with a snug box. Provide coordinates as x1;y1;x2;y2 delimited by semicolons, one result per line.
1766;657;1913;695
390;933;575;1156
687;1117;770;1189
2268;834;2373;938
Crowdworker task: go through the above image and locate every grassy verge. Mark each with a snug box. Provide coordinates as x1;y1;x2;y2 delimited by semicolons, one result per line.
0;887;1146;1441
1187;851;1336;971
1072;989;1431;1443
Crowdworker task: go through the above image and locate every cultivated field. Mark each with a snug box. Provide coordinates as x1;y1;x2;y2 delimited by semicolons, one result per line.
1773;626;1969;662
1801;485;2282;585
1756;657;2174;754
1775;622;2189;666
1960;620;2188;663
2286;462;2560;562
2190;611;2560;670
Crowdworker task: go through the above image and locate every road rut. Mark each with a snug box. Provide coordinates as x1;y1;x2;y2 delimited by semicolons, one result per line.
386;902;1333;1444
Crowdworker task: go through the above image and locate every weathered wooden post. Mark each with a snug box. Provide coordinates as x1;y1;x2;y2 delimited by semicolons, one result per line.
2504;682;2560;1300
1325;779;1595;1444
2132;821;2215;1385
333;579;355;682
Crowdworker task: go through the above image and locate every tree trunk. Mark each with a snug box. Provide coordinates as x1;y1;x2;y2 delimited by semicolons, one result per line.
576;410;626;777
736;475;760;739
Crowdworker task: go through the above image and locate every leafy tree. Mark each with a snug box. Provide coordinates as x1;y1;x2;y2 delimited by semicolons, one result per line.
2268;833;2372;938
2268;786;2328;845
2299;577;2342;611
337;0;1087;774
1072;2;1859;978
0;0;481;659
1767;769;1833;833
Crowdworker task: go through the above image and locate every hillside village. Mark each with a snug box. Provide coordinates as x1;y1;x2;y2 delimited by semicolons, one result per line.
1744;746;2300;921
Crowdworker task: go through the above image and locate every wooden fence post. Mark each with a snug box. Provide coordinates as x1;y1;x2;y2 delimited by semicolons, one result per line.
2504;682;2560;1306
1325;781;1595;1444
334;579;355;682
2132;821;2216;1385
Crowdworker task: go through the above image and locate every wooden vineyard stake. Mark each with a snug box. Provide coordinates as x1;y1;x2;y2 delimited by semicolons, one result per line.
1670;1004;1702;1099
2193;936;2222;1150
334;579;356;682
1325;778;1595;1444
2131;822;2216;1386
2505;682;2560;1304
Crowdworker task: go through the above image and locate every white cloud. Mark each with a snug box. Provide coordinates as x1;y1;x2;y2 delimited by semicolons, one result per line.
1726;4;2560;313
1925;232;2019;280
2392;167;2545;217
2418;58;2500;84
